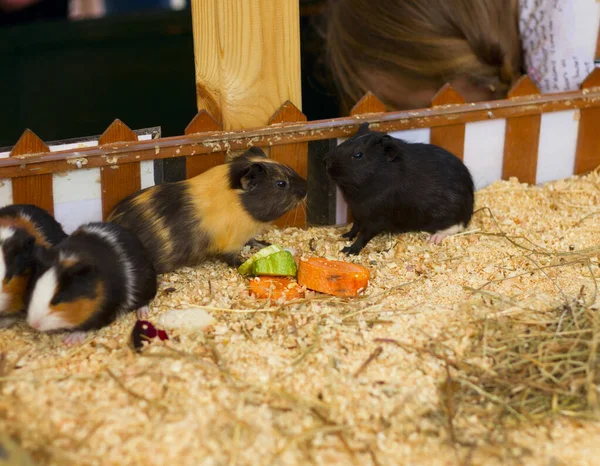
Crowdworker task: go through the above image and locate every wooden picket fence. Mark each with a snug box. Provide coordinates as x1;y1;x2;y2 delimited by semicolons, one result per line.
1;71;600;232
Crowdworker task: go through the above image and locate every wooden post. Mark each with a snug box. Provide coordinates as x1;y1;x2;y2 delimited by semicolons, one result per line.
9;130;54;213
574;69;600;175
268;101;308;228
185;110;225;178
99;119;141;219
502;76;541;184
430;84;466;160
191;0;302;130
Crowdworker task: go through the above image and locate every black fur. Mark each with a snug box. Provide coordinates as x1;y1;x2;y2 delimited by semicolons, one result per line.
0;204;67;316
0;204;67;246
229;148;307;223
324;123;474;254
31;222;157;332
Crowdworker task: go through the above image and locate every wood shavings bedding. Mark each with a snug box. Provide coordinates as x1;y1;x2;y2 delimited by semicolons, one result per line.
2;172;600;466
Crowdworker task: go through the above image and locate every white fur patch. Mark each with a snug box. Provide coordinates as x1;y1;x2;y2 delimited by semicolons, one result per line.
77;224;136;311
0;227;15;242
27;267;70;332
429;224;465;245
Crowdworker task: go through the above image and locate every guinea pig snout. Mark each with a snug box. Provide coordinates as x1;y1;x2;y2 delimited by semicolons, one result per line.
322;154;334;168
296;179;307;199
29;318;41;330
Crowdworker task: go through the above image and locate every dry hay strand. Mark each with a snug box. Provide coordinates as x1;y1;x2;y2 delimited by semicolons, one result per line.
427;289;600;462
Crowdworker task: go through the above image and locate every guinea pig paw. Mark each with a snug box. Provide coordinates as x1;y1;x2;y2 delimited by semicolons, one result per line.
341;245;360;256
429;233;448;245
136;306;150;320
63;331;88;346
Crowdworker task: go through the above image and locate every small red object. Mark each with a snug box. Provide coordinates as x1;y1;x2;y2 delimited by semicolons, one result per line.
131;320;168;350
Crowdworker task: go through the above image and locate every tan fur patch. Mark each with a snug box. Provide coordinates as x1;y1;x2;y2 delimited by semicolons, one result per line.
60;257;78;268
0;217;49;247
52;281;103;327
1;274;29;314
187;165;266;254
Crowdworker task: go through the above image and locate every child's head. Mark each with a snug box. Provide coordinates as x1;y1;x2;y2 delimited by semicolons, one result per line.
326;0;523;111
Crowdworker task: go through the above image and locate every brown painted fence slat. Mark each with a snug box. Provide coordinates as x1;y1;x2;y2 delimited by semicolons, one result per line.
350;91;387;115
185;110;226;178
346;92;387;222
502;76;541;184
574;69;600;175
1;88;600;180
268;101;308;228
9;130;54;213
430;84;466;160
99;120;141;220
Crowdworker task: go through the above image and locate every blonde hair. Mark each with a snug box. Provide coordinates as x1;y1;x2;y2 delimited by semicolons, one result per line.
327;0;523;109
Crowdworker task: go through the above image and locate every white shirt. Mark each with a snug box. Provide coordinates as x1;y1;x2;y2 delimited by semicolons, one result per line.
519;0;599;92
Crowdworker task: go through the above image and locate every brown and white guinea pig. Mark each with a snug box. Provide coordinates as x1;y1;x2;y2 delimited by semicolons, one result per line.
26;222;157;344
324;123;474;255
106;146;307;274
0;204;67;326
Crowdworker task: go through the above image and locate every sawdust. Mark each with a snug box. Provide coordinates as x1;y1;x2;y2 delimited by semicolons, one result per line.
2;172;600;466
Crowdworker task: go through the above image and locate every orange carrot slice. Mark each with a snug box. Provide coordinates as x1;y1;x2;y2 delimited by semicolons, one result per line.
297;258;370;297
248;277;305;301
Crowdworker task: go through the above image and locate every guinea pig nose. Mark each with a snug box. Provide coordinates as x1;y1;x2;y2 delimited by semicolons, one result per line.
30;320;40;330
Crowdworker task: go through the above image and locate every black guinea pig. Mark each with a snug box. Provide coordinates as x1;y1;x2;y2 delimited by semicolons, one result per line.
0;204;67;326
107;146;307;274
325;123;474;255
26;222;157;344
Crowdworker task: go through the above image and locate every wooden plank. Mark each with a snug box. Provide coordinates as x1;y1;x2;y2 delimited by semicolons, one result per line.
268;101;308;228
185;110;226;178
430;84;466;160
190;0;302;130
307;138;337;225
9;130;54;213
596;26;600;60
574;69;600;174
350;91;386;115
1;88;600;180
99;120;140;220
502;76;541;184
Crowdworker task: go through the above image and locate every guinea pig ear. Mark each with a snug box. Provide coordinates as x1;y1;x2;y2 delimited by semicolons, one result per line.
14;235;35;264
4;234;36;278
240;163;265;191
11;233;35;256
243;146;268;158
355;122;371;137
60;261;96;289
379;135;401;161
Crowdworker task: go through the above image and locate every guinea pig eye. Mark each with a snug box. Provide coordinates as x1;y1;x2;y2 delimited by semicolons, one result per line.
276;180;287;188
353;152;363;159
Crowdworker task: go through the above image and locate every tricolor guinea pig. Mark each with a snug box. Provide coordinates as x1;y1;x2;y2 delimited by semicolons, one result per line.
26;222;157;344
324;123;474;254
0;204;67;326
107;146;307;274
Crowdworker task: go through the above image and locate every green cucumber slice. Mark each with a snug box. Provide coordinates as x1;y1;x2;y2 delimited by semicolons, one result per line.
251;251;298;277
237;244;283;275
